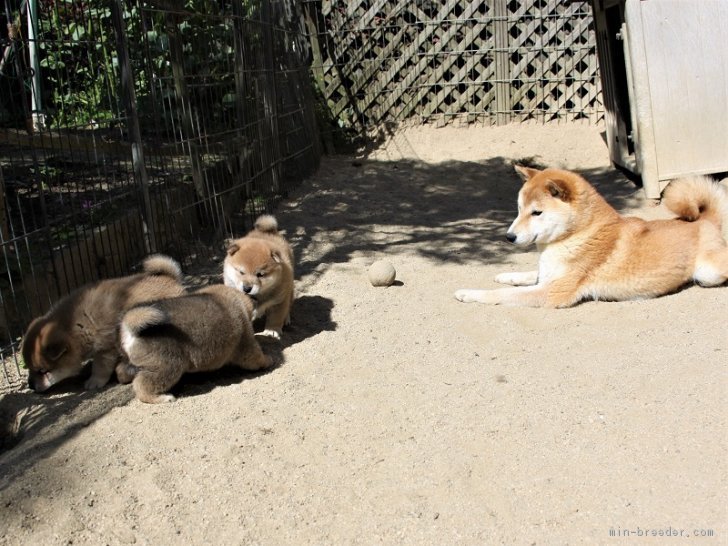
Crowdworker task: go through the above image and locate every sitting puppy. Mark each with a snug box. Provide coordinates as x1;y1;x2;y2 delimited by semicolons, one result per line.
120;284;273;404
22;255;185;392
223;214;294;340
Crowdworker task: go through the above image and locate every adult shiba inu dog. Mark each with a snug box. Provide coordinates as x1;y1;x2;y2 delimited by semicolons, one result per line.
223;214;294;340
120;284;273;404
22;255;186;392
454;166;728;307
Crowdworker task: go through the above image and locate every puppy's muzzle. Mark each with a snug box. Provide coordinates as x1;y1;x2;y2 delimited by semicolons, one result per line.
506;232;517;243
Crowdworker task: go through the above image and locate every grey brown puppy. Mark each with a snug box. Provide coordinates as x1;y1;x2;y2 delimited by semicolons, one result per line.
223;214;295;340
22;255;186;392
120;284;273;404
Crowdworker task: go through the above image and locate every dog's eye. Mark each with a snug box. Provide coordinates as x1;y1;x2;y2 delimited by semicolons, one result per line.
531;210;543;216
256;271;265;278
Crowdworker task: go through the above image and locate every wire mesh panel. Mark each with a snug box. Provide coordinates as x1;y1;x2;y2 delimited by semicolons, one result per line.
303;0;603;139
0;0;320;390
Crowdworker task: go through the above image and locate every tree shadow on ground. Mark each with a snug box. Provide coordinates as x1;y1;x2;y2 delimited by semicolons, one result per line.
0;153;640;490
0;381;134;489
281;155;642;285
0;293;336;485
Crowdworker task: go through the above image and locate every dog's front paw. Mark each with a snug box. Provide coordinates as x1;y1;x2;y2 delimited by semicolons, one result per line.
257;329;282;341
144;393;176;404
84;376;109;390
115;363;137;384
494;273;514;285
254;354;274;370
454;289;484;303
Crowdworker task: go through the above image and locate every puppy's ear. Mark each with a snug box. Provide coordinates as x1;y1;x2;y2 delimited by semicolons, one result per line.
44;342;67;362
514;165;541;181
270;250;282;264
21;317;44;366
226;242;240;257
546;179;571;202
43;325;68;362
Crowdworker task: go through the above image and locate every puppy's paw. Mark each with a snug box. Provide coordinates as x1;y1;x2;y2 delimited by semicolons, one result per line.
84;376;109;390
115;363;137;384
454;289;485;303
257;329;281;341
143;393;176;404
255;354;274;370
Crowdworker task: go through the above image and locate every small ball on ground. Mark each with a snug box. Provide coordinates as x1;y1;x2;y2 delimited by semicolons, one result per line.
368;260;396;287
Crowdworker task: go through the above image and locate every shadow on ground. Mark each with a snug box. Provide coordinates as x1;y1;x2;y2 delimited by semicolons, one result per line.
0;292;337;487
281;155;641;284
0;153;639;490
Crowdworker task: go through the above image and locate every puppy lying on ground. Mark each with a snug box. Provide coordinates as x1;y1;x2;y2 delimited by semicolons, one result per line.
120;284;273;404
223;214;295;340
455;166;728;307
22;255;185;392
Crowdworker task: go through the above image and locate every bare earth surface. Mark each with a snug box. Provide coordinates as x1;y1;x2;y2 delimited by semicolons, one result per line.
1;124;726;545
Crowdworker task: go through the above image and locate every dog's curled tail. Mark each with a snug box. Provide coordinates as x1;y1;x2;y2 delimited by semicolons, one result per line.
122;306;168;336
120;305;168;355
662;175;728;230
141;254;182;280
254;214;279;234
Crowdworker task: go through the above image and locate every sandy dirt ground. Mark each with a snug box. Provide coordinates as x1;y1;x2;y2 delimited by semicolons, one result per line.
0;123;725;545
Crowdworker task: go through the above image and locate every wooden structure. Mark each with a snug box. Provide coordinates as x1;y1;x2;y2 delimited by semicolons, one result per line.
592;0;728;198
304;0;604;133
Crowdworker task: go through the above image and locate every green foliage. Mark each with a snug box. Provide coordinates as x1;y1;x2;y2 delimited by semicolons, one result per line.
30;0;260;132
36;0;117;128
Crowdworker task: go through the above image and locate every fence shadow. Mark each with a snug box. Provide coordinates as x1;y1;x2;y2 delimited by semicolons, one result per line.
0;291;336;484
0;153;640;492
0;382;134;490
282;155;643;286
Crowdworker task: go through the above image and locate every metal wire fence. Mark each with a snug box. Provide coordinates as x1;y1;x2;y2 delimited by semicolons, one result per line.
0;0;602;390
0;0;320;389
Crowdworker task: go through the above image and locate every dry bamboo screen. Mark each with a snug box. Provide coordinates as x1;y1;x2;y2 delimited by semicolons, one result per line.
303;0;603;131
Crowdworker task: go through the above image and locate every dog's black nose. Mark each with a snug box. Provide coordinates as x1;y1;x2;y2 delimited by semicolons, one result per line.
506;232;517;243
243;285;252;294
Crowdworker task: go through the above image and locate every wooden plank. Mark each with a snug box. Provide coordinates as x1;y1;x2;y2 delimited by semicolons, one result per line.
493;0;510;124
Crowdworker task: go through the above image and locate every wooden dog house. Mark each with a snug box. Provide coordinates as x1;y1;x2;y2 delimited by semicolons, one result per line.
591;0;728;199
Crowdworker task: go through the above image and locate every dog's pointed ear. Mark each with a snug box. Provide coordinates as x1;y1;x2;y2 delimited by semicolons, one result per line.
514;165;541;181
546;179;571;202
42;325;68;362
44;342;67;362
226;242;240;257
270;250;282;264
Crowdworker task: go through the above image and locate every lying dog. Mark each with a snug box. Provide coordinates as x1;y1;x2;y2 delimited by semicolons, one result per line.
455;166;728;307
120;284;273;404
22;255;186;392
223;214;294;340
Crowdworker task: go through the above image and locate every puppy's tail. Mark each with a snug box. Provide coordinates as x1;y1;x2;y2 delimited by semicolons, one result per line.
121;305;168;355
662;175;728;232
254;214;279;234
122;306;168;336
141;254;182;281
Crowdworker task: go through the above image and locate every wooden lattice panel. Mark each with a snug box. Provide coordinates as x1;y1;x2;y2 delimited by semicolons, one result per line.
304;0;603;131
